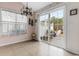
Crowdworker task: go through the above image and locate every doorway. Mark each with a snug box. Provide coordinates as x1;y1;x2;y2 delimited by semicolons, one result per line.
38;6;66;49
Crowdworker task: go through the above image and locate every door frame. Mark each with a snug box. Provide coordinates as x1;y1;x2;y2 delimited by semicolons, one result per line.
37;5;67;49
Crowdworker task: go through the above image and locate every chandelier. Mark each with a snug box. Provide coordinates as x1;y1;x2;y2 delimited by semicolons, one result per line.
21;3;33;16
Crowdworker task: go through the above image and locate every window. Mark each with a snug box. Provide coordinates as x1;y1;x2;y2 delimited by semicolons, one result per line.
16;14;27;34
40;14;49;21
50;11;58;18
39;7;64;42
57;9;64;18
19;23;26;32
50;9;64;18
1;11;16;22
49;8;64;38
8;23;15;34
39;14;49;39
2;22;8;33
0;10;27;35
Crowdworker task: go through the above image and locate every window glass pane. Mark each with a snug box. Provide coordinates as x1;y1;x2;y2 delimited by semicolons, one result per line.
24;24;27;32
49;8;64;38
2;22;8;33
57;9;64;18
1;10;27;35
16;23;20;33
50;11;58;18
50;9;64;18
22;15;27;23
8;23;15;33
7;11;16;22
19;23;25;32
1;11;8;21
39;14;49;40
1;11;16;22
17;14;27;23
17;14;22;22
16;23;26;34
40;14;49;21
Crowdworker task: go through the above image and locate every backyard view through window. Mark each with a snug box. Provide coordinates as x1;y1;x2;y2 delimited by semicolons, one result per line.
49;9;64;40
39;7;65;48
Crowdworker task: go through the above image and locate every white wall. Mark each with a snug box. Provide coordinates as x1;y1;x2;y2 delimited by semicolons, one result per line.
65;2;79;54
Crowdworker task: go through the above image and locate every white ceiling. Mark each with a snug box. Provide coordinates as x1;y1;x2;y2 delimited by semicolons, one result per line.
22;2;53;11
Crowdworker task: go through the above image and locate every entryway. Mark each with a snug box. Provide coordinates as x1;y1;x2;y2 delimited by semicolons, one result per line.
38;6;66;49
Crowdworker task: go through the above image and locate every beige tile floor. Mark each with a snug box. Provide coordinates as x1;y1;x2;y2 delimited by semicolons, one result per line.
48;36;65;48
0;40;77;56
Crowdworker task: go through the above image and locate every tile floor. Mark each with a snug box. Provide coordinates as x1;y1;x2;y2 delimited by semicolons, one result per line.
48;36;65;48
0;40;76;56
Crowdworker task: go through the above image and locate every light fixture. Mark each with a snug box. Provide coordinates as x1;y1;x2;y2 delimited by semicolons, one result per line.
21;2;33;16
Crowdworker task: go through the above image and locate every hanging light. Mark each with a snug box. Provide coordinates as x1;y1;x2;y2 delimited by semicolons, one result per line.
21;2;33;16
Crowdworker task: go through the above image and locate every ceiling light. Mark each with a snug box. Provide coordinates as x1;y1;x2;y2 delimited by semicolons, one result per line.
21;2;33;16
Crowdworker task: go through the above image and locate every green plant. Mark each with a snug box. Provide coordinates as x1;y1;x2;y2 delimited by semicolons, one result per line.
50;17;63;25
50;17;63;31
